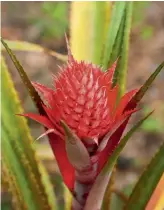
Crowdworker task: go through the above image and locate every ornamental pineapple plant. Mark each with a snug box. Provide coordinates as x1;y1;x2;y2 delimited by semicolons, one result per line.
20;52;138;208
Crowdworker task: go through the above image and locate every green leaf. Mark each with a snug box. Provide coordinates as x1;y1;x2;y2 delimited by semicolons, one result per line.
109;11;125;67
110;193;124;210
1;56;57;210
63;184;72;210
102;168;116;210
70;1;111;64
1;39;67;61
84;112;153;210
1;38;45;115
112;2;133;98
124;142;164;210
102;2;126;69
2;163;26;210
101;2;133;98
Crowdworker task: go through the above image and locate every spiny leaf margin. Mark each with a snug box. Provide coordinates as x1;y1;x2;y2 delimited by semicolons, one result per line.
1;38;45;115
102;1;126;69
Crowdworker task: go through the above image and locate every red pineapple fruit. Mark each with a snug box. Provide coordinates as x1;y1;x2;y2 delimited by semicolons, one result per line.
20;48;139;208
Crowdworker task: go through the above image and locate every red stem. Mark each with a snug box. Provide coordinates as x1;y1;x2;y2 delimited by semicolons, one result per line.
72;162;98;209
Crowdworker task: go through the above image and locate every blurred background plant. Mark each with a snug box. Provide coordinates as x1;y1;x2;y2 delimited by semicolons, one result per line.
1;1;164;210
141;107;164;133
132;2;153;40
29;2;68;42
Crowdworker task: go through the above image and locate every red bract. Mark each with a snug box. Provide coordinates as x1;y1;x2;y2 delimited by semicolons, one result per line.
21;52;138;206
